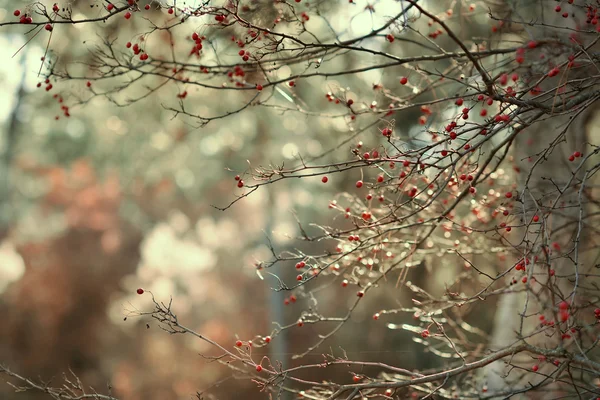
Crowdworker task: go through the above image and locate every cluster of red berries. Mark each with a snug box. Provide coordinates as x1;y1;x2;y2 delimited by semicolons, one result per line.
515;258;531;271
125;41;148;60
234;175;244;188
428;28;444;39
189;32;204;56
36;78;53;92
568;151;582;162
238;49;251;62
14;10;33;24
283;294;297;305
585;5;599;26
325;92;343;104
227;66;247;87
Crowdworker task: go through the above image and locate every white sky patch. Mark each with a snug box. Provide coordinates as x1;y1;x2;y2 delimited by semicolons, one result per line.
0;240;25;294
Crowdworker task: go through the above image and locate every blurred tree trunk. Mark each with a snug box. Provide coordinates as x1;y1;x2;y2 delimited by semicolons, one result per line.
481;1;600;395
485;107;597;394
0;54;25;241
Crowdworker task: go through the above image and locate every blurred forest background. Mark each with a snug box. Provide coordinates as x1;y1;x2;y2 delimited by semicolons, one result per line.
1;0;594;399
0;2;443;398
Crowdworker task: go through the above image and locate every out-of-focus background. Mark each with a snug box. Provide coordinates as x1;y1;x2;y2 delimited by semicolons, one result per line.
0;1;506;399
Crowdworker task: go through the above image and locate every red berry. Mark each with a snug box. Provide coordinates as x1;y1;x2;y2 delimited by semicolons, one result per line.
357;290;364;297
168;8;174;14
126;42;132;48
45;24;53;31
13;10;20;16
256;84;263;91
559;310;569;322
356;180;363;188
353;375;361;382
107;4;114;11
256;365;262;372
386;34;394;42
237;180;244;188
532;365;539;372
235;340;243;347
136;288;144;295
455;98;463;106
532;215;539;222
341;279;348;287
124;11;132;19
505;192;513;199
264;336;271;343
400;77;408;85
145;4;151;10
322;176;328;183
86;81;91;88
